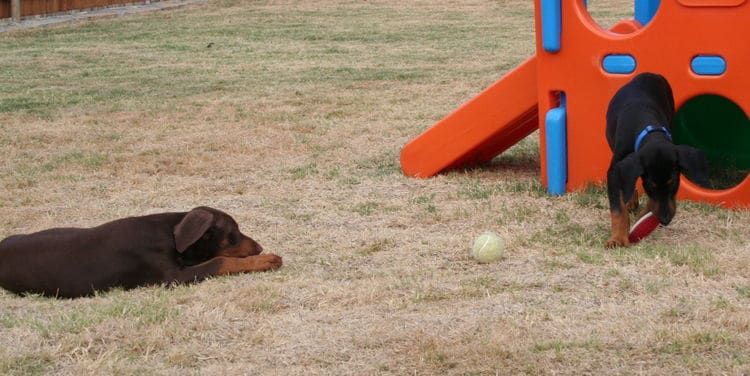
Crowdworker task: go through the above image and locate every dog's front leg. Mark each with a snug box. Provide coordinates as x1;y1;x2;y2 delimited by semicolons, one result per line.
606;173;632;248
170;254;283;283
606;206;630;248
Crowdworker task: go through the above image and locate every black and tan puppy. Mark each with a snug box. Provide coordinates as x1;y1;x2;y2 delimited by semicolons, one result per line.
0;206;282;298
605;73;710;248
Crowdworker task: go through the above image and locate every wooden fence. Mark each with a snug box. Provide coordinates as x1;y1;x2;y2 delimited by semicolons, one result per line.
1;0;143;19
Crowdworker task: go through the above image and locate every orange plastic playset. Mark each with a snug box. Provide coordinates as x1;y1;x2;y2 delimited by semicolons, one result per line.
400;0;750;208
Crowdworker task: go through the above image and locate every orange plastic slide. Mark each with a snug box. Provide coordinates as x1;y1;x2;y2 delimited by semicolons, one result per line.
400;57;538;178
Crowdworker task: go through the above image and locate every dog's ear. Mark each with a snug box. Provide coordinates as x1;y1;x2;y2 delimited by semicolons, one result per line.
174;208;214;253
676;145;711;188
614;153;643;203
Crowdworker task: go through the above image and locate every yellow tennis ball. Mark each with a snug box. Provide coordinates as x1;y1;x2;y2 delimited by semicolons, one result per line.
471;231;504;263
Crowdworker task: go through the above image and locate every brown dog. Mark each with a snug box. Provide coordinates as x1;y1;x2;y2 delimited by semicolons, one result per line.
0;206;282;298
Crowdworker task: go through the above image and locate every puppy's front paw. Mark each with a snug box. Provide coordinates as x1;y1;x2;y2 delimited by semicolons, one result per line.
255;254;283;271
605;237;630;249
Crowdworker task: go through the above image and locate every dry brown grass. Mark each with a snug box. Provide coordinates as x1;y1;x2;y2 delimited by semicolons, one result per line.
1;0;749;374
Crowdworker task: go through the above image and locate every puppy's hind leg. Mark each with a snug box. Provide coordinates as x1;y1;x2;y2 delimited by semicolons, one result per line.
625;189;639;214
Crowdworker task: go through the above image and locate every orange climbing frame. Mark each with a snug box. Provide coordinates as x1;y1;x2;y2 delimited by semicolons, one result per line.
400;0;750;208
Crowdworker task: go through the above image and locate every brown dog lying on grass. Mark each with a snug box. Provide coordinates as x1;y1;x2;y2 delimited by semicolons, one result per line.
0;206;282;298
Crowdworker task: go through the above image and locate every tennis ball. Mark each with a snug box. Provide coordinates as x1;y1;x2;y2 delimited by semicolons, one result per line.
471;231;504;263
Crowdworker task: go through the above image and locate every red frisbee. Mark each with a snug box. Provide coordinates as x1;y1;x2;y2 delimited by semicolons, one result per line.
628;212;660;244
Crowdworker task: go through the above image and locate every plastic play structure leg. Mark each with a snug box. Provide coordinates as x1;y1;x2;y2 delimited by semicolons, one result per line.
545;93;567;195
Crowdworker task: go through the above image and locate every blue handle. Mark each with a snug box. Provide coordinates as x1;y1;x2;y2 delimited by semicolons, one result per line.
545;99;567;196
541;0;561;53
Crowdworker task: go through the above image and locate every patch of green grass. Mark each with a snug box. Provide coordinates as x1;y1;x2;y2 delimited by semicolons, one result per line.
529;211;605;249
98;295;177;326
5;151;108;189
8;164;39;188
419;339;458;371
577;251;605;265
302;67;429;82
500;178;547;197
458;179;494;200
0;96;59;114
458;278;540;300
247;299;282;314
411;194;433;205
356;152;401;178
711;296;731;310
357;239;393;256
736;285;750;299
659;330;735;355
543;259;575;270
503;206;539;227
616;277;636;292
644;278;672;295
31;309;99;338
24;293;177;339
411;194;438;213
234;285;285;314
461;276;498;293
604;267;621;277
681;201;726;216
289;163;319;179
574;183;607;209
412;287;450;304
338;175;361;186
0;16;245;115
530;337;601;353
495;133;539;163
323;167;340;180
668;246;720;276
0;353;54;376
42;151;108;171
661;298;695;321
104;133;123;141
613;244;720;277
0;313;19;329
353;201;381;216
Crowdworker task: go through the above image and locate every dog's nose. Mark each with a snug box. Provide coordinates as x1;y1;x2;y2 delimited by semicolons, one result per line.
657;209;674;226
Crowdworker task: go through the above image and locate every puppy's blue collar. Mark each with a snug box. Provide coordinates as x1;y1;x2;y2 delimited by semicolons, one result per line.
635;125;672;152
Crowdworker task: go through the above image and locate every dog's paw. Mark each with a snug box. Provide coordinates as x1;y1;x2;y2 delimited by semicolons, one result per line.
255;254;283;271
605;237;630;249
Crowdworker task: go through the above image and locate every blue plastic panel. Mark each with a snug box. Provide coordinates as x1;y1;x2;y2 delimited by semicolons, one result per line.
545;96;567;196
691;55;727;76
635;0;660;26
541;0;561;53
602;54;637;74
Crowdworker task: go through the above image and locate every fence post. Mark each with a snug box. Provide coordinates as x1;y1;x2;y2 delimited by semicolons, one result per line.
11;0;21;23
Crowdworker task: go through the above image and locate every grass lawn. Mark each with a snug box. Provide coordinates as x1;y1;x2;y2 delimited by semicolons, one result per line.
1;0;749;374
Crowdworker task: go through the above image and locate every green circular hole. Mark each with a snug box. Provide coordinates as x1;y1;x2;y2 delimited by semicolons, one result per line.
674;94;750;189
